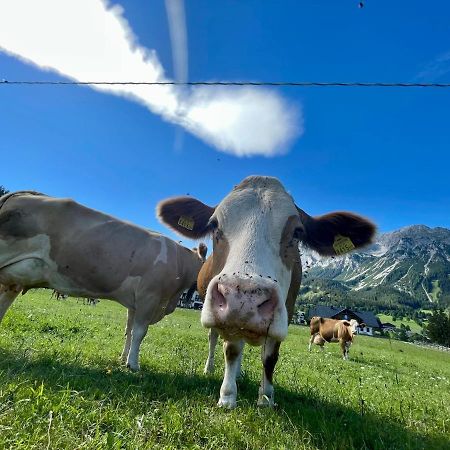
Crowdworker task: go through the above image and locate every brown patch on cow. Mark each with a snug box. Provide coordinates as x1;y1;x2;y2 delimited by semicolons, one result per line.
296;207;376;256
285;261;301;323
263;341;280;384
225;341;242;362
50;220;157;294
157;197;215;239
279;215;303;322
197;234;230;299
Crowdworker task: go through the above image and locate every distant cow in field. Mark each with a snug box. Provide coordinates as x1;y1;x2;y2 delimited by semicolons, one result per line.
0;191;207;370
309;317;361;360
158;175;375;408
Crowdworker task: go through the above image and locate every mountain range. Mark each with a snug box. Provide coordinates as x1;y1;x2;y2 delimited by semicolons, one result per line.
298;225;450;313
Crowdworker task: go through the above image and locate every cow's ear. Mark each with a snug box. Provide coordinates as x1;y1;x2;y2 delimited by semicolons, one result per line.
157;197;215;238
296;207;376;256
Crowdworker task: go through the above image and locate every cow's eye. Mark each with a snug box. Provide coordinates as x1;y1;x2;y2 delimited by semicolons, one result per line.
293;227;305;240
207;218;219;231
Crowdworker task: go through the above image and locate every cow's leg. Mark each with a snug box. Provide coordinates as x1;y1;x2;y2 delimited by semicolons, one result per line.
258;338;280;407
236;345;244;379
218;339;244;409
203;328;219;374
126;317;150;371
341;340;351;360
120;308;135;363
0;285;21;324
308;333;316;352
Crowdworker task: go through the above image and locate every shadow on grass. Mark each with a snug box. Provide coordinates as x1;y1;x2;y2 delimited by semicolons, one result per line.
0;348;446;450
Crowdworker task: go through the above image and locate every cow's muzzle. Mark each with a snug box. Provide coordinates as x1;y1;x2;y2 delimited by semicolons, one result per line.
202;277;280;340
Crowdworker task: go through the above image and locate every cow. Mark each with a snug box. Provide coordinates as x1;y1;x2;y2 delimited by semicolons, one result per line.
0;191;207;370
308;317;361;359
157;175;375;408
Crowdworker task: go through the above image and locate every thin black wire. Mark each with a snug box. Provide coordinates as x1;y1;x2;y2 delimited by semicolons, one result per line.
1;80;450;88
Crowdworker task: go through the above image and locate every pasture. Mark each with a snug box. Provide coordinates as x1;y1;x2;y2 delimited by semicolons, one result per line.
0;291;449;449
377;314;423;333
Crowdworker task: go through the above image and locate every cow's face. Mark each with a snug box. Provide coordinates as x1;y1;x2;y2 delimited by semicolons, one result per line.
349;319;359;334
157;176;375;344
200;177;300;343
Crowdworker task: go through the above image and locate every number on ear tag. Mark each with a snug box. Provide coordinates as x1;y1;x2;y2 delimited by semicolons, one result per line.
178;216;195;230
333;235;355;255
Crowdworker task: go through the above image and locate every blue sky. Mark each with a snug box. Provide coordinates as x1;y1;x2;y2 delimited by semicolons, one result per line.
0;0;449;247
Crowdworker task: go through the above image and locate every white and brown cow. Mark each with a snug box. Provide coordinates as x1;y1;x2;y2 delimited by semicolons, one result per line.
0;191;206;370
309;317;361;360
157;175;375;408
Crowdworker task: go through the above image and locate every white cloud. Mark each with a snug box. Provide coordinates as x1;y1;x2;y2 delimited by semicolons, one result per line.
0;0;302;156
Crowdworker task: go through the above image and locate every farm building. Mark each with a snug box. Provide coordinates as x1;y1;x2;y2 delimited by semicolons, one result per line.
307;306;382;336
292;310;306;325
381;322;397;332
178;290;203;309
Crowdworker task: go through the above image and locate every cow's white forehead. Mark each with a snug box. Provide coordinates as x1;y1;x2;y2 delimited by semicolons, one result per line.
214;176;297;235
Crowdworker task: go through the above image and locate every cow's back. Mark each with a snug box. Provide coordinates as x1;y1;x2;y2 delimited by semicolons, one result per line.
0;192;196;301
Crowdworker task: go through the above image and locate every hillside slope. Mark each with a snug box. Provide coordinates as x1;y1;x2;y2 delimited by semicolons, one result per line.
300;225;450;311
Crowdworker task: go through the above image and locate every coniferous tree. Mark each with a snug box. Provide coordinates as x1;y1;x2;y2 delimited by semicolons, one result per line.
426;309;450;346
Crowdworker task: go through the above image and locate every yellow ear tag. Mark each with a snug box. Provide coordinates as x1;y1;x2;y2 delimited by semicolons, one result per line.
333;235;355;255
178;216;195;231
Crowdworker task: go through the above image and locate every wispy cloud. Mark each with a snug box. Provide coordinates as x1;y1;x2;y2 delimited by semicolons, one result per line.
415;51;450;82
165;0;188;84
0;0;302;157
165;0;188;152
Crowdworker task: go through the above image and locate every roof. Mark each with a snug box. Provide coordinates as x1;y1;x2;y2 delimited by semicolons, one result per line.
307;306;381;328
308;305;341;320
352;310;382;328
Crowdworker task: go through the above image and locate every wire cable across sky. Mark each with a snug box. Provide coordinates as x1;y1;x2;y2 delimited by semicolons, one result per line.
1;80;450;88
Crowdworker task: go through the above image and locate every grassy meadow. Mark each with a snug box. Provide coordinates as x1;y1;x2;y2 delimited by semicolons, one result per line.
376;314;423;333
0;290;449;449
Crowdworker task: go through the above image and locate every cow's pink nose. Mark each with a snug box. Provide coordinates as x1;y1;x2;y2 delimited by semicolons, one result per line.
210;279;278;330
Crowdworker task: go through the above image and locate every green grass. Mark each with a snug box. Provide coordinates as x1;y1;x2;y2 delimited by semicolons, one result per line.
0;291;449;449
377;314;423;333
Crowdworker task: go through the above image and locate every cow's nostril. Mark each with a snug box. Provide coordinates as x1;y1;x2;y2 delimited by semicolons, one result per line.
213;283;227;311
257;296;276;318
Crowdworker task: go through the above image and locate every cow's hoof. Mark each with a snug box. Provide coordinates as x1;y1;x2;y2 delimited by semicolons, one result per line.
203;363;214;375
217;397;237;409
126;362;140;372
257;395;276;408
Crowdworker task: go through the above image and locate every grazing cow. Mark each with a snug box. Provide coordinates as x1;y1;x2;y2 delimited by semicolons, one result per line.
0;191;207;370
157;175;375;408
308;317;361;359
